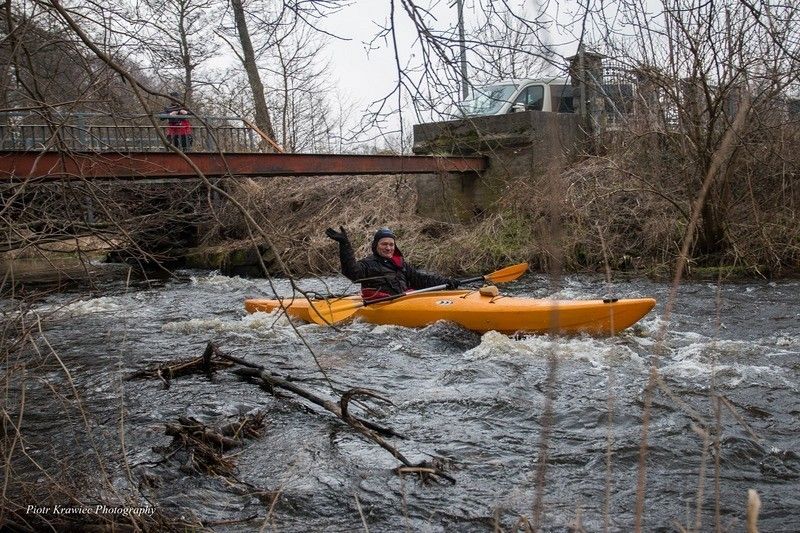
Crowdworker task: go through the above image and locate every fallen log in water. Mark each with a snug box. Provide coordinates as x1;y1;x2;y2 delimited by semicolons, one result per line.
207;342;405;440
131;341;454;483
208;343;455;484
127;343;234;388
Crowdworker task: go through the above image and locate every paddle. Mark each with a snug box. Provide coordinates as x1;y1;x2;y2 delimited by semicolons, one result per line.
307;262;529;326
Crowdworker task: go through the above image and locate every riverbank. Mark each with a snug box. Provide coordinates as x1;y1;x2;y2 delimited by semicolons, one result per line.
184;154;799;280
0;237;157;295
4;153;797;290
0;236;119;293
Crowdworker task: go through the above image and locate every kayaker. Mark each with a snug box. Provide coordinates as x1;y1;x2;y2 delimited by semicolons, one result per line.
325;226;460;299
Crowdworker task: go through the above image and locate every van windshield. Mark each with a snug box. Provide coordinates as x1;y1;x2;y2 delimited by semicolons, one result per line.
456;83;518;116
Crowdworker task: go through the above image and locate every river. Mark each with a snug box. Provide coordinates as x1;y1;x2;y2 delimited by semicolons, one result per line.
3;270;799;531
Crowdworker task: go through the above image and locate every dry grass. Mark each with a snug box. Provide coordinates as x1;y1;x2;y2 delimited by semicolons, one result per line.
201;141;798;279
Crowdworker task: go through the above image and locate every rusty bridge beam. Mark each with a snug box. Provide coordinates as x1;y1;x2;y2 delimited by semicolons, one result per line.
0;151;486;182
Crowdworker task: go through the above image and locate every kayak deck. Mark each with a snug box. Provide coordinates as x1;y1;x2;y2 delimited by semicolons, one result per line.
244;290;656;335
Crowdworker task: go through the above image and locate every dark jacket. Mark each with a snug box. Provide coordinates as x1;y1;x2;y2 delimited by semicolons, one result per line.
335;238;455;295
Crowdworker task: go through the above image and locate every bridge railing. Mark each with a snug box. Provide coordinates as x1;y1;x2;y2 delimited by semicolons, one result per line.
0;112;263;152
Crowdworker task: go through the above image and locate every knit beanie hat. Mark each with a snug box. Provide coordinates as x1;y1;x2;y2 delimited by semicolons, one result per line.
373;227;396;243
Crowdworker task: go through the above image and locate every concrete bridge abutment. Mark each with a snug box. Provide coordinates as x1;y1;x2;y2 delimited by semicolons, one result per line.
412;111;585;222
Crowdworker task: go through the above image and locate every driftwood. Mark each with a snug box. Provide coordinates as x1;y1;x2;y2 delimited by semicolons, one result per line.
218;412;267;440
207;343;405;440
207;343;455;484
135;341;454;483
159;413;266;477
165;414;265;451
127;343;234;388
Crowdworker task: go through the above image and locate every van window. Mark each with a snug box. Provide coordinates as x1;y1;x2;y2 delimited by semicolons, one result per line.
513;85;544;111
457;83;518;116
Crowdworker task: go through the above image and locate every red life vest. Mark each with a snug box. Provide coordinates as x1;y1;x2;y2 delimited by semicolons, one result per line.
360;287;392;300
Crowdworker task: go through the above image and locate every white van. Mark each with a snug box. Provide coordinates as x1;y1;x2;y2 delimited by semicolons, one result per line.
452;78;575;117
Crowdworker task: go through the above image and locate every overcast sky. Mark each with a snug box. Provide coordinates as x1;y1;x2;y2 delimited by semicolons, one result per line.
316;0;571;136
319;1;461;124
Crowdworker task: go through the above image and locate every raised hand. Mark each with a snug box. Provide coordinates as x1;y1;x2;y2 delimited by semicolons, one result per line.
325;226;349;243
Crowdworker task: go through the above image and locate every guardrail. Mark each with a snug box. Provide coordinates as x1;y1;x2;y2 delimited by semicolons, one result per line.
0;112;263;153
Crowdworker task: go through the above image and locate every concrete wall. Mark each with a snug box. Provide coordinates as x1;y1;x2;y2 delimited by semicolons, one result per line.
412;111;584;222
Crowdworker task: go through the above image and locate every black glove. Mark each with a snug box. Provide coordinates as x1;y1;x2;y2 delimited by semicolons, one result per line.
445;279;460;290
325;226;349;243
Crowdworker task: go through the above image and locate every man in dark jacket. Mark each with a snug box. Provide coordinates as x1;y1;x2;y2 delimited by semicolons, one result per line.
325;226;459;299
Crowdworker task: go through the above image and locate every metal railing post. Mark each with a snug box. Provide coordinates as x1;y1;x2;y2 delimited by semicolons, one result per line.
246;126;255;152
76;113;87;150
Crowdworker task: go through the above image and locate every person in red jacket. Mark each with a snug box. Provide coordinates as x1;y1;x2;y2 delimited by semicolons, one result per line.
161;92;193;151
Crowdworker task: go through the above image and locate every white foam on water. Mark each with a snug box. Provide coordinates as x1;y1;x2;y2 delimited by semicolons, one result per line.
189;271;263;292
370;324;398;335
369;322;418;335
543;277;653;301
46;296;124;317
670;338;785;361
640;314;664;328
658;339;796;388
161;310;299;338
660;356;725;382
463;330;540;360
671;330;711;342
669;341;709;362
463;330;644;368
774;335;800;347
188;272;359;303
659;358;793;389
545;287;601;300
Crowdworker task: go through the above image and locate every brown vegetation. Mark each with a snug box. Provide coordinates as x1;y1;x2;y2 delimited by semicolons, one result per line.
200;131;799;279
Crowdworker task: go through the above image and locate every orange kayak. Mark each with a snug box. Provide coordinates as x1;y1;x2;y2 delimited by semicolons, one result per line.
244;290;656;335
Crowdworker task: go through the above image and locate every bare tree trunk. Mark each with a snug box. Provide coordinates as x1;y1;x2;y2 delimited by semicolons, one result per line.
229;0;276;144
278;43;290;151
177;0;193;102
698;196;723;255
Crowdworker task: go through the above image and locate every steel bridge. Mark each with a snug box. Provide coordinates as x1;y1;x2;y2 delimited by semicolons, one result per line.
0;151;486;182
0;111;486;181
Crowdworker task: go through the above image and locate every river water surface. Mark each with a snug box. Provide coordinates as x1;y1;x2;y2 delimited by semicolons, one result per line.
5;271;799;531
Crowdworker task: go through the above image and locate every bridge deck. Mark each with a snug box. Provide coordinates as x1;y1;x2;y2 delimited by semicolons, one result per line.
0;151;486;182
